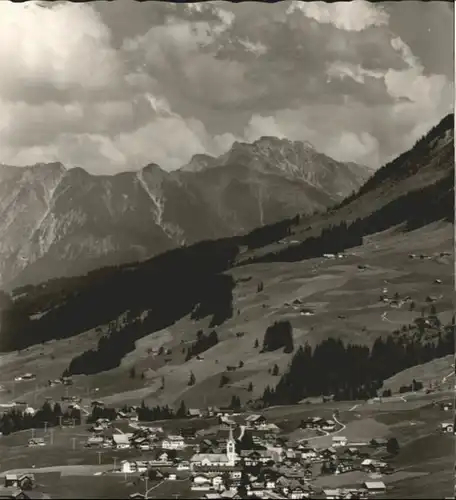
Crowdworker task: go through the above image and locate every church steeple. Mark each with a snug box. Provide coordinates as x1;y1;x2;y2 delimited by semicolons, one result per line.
226;425;236;464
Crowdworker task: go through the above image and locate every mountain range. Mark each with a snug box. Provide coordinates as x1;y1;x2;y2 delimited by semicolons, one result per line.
0;114;453;410
0;137;371;289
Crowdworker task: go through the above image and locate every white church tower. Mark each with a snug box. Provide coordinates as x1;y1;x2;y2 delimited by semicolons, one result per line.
226;426;237;466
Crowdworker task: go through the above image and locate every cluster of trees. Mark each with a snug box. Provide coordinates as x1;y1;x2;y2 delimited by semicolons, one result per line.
229;395;242;410
88;400;191;423
243;215;300;250
219;374;231;388
87;405;118;423
381;379;424;397
136;401;178;421
1;238;238;356
262;324;454;405
0;401;81;436
185;330;219;361
262;321;294;353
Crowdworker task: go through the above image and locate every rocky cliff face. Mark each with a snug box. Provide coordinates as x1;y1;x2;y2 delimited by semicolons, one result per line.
0;138;372;288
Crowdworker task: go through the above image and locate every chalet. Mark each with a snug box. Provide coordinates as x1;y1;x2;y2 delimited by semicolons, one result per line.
87;435;104;447
157;451;170;462
322;420;336;431
3;476;18;489
28;438;45;447
3;475;34;491
240;450;275;466
301;417;324;429
335;462;353;474
191;454;233;468
332;436;347;447
191;474;212;490
121;460;134;474
120;460;150;474
188;409;203;418
245;414;266;428
300;448;318;461
323;489;342;499
289;487;308;499
205;406;222;417
441;402;453;412
60;375;73;385
112;434;131;449
363;481;386;495
440;422;454;434
161;435;185;450
361;459;388;472
135;461;148;473
180;427;197;438
370;438;388;448
321;447;337;459
91;401;105;407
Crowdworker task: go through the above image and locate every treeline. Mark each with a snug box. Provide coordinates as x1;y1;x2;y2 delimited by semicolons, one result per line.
88;400;190;423
246;219;362;264
66;273;234;375
247;170;453;266
243;215;300;250
262;320;294;353
262;323;454;405
185;330;219;361
335;113;454;209
0;402;81;436
1;239;239;353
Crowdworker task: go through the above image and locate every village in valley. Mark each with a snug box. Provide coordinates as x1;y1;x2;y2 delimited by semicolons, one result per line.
0;375;454;500
0;238;454;500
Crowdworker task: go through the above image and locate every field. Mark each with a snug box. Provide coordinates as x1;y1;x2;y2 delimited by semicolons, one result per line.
0;222;452;413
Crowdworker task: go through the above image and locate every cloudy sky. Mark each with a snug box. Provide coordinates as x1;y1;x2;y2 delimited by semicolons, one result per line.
0;0;453;174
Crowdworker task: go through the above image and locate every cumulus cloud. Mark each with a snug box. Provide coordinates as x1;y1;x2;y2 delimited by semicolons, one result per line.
0;2;120;101
0;0;451;174
288;0;389;32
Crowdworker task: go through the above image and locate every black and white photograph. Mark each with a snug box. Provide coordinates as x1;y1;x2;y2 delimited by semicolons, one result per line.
0;0;454;498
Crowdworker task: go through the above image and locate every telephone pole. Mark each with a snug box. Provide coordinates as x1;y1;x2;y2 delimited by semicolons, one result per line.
50;428;54;446
44;421;48;435
144;477;149;499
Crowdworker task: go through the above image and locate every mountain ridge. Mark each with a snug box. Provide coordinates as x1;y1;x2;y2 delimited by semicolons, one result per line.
0;137;371;289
